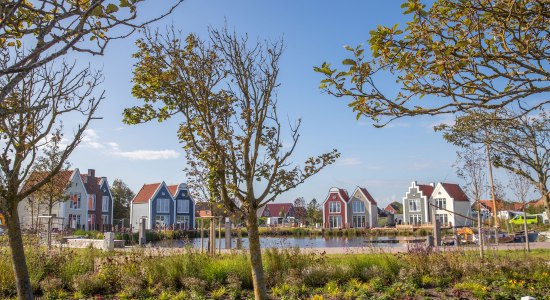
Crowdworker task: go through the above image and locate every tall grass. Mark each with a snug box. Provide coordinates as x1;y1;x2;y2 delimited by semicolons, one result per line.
0;244;549;299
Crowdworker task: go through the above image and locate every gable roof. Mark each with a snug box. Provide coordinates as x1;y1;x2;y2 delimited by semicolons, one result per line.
263;203;293;217
22;170;75;194
385;203;402;213
439;183;469;202
358;187;377;205
133;183;161;204
417;184;435;198
473;199;505;211
167;185;178;197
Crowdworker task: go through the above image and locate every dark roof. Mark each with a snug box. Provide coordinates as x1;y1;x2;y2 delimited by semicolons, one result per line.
338;189;350;202
417;184;435;198
264;203;293;217
359;187;377;205
133;183;161;204
385;203;402;213
440;183;469;202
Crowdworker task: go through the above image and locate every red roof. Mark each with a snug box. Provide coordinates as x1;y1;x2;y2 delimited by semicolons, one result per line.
417;184;434;198
263;203;293;217
359;187;377;205
440;183;469;202
474;199;505;211
167;185;178;197
22;170;74;193
338;189;350;202
133;183;161;204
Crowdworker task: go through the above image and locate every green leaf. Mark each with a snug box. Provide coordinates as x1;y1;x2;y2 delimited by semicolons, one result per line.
120;0;131;7
91;5;104;17
342;59;356;66
106;4;119;14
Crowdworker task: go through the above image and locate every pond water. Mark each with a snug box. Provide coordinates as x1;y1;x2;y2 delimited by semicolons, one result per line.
154;236;414;249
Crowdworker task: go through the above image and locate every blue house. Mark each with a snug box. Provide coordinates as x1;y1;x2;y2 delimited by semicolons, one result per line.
168;183;195;230
130;181;195;230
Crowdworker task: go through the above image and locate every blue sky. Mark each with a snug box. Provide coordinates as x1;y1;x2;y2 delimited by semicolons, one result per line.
64;0;515;207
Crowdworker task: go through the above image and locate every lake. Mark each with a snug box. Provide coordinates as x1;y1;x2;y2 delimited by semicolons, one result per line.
154;236;418;249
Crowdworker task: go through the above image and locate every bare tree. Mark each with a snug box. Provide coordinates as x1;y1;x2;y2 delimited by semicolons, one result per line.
509;169;534;252
438;109;550;221
456;145;487;260
0;58;102;299
0;0;183;105
124;26;339;299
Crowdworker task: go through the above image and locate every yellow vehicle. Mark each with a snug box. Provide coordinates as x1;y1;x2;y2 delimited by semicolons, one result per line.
509;214;539;225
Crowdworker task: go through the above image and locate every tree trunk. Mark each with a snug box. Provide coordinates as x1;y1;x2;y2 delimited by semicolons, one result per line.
542;188;550;223
476;201;484;261
6;206;33;300
246;211;268;300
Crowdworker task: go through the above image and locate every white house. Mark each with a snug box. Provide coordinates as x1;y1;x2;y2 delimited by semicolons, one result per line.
430;183;472;227
18;168;89;230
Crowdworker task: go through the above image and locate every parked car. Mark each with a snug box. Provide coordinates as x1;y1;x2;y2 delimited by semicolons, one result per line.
509;214;539;225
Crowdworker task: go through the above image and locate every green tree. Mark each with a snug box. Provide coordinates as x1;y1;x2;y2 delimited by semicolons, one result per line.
0;60;101;300
315;0;549;127
124;26;339;299
0;0;183;105
111;179;134;224
307;198;322;225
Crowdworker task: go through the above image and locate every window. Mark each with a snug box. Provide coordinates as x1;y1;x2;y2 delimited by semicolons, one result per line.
352;201;365;213
69;193;81;209
102;214;109;225
155;215;170;226
352;215;366;228
329;201;341;213
436;214;449;226
434;198;446;209
177;200;189;213
88;194;96;210
328;215;342;228
102;196;109;212
409;214;422;225
409;199;420;212
156;198;170;213
176;215;190;229
88;214;95;228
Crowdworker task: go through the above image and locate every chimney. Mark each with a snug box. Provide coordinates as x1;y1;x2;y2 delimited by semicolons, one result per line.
429;182;435;187
88;169;95;178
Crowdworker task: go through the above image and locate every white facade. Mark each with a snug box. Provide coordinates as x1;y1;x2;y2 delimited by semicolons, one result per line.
130;202;150;230
18;168;88;230
429;183;472;227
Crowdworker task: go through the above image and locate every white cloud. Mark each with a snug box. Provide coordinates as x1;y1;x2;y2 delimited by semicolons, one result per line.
111;149;180;160
335;157;362;166
80;129;180;160
81;129;104;149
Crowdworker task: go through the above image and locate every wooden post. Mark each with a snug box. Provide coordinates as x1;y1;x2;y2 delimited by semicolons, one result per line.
200;218;204;254
218;217;222;255
225;218;232;250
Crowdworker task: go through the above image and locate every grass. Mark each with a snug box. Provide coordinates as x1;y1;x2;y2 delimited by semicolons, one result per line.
1;240;550;299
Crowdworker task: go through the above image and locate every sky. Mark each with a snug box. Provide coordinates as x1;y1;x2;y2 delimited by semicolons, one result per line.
62;0;523;207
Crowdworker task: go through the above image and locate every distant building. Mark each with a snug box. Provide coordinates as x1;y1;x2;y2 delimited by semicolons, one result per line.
19;169;87;230
323;188;350;228
130;182;195;230
384;202;402;215
402;181;435;225
81;169;113;230
347;187;378;228
430;183;471;227
260;203;296;226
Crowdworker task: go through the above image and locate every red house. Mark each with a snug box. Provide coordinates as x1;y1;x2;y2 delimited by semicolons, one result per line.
323;187;350;228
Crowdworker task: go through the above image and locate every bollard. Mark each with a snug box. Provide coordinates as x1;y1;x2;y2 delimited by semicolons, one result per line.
225;218;232;250
139;217;146;246
103;232;115;251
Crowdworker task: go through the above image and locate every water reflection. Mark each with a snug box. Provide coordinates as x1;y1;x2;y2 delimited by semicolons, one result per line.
154;236;408;249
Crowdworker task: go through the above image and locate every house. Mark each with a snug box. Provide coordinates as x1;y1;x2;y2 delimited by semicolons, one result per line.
130;182;175;230
195;202;212;218
323;188;350;228
347;187;378;228
81;169;113;230
430;183;472;227
260;203;295;226
18;168;88;230
471;199;505;216
402;181;435;225
168;183;195;230
384;202;403;215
